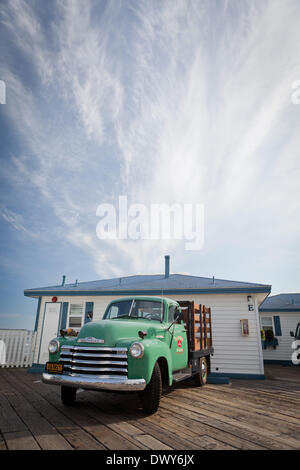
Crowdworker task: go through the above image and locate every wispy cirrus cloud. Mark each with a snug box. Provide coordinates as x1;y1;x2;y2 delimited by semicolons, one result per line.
0;204;37;237
0;0;300;286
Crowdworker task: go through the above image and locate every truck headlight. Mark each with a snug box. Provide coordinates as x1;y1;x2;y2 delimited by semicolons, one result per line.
129;342;144;359
48;339;59;354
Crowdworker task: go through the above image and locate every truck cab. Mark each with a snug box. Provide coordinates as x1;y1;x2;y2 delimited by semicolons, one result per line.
42;296;213;414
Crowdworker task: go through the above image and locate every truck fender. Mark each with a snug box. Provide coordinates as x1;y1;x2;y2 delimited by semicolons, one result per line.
141;339;173;386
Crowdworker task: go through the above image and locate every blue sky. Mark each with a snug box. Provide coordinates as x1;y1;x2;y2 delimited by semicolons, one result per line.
0;0;300;329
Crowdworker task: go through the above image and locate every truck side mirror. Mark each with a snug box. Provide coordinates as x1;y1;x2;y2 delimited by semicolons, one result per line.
290;331;295;337
175;310;183;323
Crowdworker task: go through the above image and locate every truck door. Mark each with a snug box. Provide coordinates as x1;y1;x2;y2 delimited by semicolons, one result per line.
168;306;188;371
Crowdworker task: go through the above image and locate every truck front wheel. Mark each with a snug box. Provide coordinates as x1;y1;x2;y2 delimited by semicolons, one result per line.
139;362;162;414
194;357;208;386
61;386;77;405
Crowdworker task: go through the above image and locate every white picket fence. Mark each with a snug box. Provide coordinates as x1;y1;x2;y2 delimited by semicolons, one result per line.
0;329;37;368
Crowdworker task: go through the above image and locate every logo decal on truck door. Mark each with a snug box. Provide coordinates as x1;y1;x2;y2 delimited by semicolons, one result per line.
175;335;183;346
174;336;184;352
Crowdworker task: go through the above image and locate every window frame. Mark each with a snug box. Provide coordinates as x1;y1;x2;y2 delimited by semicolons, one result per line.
168;305;178;323
67;302;84;330
103;299;165;322
260;315;275;334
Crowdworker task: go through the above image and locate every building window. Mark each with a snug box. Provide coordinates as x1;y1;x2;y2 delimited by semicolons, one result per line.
261;315;279;348
68;303;83;329
261;316;274;334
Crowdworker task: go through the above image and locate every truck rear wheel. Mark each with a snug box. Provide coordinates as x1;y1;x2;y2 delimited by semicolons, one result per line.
194;357;207;386
139;362;162;414
61;386;77;405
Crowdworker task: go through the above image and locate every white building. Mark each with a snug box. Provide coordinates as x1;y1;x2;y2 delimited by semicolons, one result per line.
259;293;300;364
24;256;271;379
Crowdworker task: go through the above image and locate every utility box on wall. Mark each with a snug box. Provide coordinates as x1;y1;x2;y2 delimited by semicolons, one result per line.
240;319;249;336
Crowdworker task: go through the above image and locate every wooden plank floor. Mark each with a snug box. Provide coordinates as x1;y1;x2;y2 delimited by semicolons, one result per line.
0;365;299;450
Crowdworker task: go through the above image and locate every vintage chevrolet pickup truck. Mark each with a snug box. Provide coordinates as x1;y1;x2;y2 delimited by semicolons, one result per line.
42;296;213;414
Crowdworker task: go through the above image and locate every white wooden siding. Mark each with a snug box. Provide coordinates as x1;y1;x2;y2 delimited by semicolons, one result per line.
170;294;264;375
260;311;300;361
0;329;37;368
35;293;265;375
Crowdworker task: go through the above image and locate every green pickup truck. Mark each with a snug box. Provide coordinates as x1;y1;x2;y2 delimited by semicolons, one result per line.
42;296;213;414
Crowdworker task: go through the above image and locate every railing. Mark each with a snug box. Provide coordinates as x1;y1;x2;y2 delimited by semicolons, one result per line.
0;329;37;368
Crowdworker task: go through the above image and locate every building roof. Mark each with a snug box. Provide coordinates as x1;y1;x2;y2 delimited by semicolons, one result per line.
259;293;300;312
24;273;271;297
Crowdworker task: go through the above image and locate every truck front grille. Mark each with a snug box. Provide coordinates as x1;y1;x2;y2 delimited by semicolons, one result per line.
60;345;128;377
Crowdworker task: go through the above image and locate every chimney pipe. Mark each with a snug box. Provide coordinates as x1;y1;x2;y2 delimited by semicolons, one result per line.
165;255;170;278
62;275;66;286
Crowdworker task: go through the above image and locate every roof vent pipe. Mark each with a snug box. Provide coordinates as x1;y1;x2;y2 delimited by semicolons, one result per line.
62;275;66;286
165;255;170;278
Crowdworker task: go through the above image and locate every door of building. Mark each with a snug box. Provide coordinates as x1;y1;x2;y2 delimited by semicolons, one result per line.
38;302;61;364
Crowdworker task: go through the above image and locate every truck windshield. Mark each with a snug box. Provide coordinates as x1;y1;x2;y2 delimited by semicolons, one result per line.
295;323;300;339
104;299;164;322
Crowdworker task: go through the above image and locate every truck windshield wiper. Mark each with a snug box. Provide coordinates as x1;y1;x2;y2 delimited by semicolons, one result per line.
113;315;141;320
112;314;153;321
113;300;135;319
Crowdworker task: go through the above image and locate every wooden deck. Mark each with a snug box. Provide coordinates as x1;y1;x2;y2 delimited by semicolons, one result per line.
0;365;300;450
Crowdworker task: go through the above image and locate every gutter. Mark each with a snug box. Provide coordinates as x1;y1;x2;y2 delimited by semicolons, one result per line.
259;307;300;312
25;286;272;298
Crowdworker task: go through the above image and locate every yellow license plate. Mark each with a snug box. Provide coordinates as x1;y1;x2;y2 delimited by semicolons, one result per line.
45;362;64;374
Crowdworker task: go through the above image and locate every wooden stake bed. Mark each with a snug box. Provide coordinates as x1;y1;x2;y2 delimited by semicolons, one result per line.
178;301;212;353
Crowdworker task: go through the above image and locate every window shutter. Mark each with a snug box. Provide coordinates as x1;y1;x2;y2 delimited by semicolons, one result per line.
85;302;94;323
34;297;41;332
60;302;69;330
273;316;282;336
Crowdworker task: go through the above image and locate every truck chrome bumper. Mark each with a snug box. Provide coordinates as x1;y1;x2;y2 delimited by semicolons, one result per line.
42;372;146;391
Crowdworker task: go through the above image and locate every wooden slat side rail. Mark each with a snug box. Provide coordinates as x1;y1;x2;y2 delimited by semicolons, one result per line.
204;307;208;349
206;307;212;348
194;304;204;350
178;301;212;352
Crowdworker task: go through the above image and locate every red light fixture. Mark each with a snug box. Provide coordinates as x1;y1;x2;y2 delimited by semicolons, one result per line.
52;296;57;303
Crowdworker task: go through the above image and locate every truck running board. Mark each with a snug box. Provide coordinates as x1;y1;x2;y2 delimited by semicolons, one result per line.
172;371;192;383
